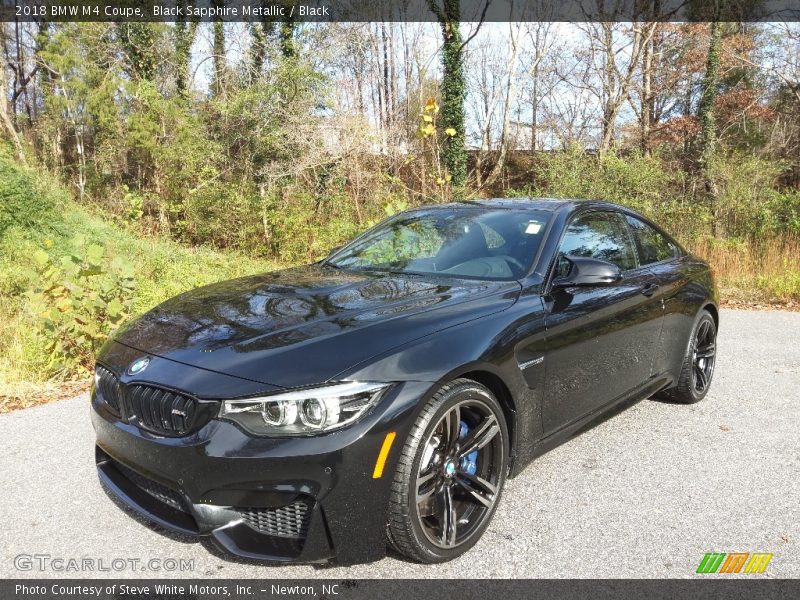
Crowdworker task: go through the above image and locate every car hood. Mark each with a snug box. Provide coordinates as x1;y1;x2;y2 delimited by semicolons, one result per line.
111;264;521;387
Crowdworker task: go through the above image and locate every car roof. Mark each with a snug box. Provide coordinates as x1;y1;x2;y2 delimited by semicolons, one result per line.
420;198;625;214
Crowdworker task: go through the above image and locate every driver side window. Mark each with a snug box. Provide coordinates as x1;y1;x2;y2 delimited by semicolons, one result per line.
558;212;637;276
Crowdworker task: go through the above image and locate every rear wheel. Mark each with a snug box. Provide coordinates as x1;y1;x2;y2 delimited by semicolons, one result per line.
387;379;508;563
663;310;717;404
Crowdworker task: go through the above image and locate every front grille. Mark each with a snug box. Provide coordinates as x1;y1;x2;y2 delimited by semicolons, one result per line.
239;500;312;538
126;384;197;436
94;365;198;436
95;365;122;413
114;462;186;512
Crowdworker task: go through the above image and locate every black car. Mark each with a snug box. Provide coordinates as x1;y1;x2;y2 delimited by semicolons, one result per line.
91;199;718;565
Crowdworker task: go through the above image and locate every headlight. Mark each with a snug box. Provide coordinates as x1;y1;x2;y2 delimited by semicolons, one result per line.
219;381;391;436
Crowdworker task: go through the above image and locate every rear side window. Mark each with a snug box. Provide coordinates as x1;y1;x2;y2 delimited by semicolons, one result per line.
624;215;678;265
558;211;638;273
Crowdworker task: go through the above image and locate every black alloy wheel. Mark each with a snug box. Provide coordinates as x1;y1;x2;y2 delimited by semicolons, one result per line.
661;309;717;404
692;317;716;394
387;379;508;563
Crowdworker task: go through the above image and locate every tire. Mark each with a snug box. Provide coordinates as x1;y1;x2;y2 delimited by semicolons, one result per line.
387;379;508;563
662;310;717;404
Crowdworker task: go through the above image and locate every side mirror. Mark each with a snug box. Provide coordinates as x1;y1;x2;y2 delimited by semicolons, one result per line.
552;255;622;288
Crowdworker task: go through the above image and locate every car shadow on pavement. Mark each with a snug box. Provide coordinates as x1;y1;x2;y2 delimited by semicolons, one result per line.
196;537;347;570
572;396;647;437
647;392;697;406
196;533;420;568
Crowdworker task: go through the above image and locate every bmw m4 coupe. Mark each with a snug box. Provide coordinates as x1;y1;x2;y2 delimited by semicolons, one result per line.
91;199;718;564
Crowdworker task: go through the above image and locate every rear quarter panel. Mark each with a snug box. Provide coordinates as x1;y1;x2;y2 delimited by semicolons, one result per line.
650;255;718;382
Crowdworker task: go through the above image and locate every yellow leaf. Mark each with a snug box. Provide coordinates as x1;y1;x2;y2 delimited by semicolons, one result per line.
33;249;49;266
445;128;457;136
420;123;436;136
424;98;439;113
422;114;433;123
55;298;73;312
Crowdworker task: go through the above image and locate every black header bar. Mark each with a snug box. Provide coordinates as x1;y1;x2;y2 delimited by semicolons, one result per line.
2;0;800;23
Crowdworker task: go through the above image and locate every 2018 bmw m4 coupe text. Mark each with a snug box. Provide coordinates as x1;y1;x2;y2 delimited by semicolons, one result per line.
91;199;718;565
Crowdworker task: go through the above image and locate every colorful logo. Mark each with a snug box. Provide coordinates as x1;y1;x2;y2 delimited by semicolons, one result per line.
696;552;773;574
127;357;150;376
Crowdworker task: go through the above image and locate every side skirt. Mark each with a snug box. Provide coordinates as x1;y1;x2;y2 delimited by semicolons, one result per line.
509;374;672;477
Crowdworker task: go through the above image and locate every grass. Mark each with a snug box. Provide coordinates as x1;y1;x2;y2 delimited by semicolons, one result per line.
0;153;283;410
688;236;800;307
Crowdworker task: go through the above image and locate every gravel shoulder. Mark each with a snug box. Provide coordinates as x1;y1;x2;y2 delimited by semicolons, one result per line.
1;309;798;578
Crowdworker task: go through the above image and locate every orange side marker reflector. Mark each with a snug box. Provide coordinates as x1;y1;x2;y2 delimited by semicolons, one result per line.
372;432;397;479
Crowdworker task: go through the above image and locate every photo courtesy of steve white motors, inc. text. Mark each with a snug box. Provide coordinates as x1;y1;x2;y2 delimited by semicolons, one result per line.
14;583;340;597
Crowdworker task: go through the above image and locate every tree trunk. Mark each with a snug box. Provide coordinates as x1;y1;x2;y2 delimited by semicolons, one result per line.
429;0;468;191
248;20;272;80
212;18;226;97
640;27;653;156
595;22;657;155
698;16;722;176
14;22;34;126
175;16;198;95
697;6;723;231
279;13;296;59
381;22;391;131
600;23;615;154
485;23;522;187
530;60;539;152
0;61;26;162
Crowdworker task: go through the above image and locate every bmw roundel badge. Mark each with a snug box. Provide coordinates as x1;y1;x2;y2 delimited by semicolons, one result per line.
127;357;150;376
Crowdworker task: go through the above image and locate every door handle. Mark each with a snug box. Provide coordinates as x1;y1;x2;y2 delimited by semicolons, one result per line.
640;283;660;297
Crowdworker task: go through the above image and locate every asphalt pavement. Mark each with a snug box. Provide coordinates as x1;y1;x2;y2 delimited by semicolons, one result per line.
1;309;798;578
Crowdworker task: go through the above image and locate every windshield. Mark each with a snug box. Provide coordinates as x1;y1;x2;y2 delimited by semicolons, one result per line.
327;207;551;280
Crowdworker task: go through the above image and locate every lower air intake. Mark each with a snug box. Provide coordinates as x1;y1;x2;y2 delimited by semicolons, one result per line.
239;500;312;538
114;462;186;512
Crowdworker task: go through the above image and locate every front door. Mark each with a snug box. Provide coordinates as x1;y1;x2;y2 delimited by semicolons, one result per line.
541;211;663;435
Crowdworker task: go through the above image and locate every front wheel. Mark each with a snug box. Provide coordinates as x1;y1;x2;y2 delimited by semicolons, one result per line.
387;379;508;563
663;309;717;404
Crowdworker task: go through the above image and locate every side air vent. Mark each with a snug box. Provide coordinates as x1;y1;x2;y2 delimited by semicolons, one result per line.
239;500;312;538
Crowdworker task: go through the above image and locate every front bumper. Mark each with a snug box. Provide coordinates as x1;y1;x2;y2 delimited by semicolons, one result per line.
91;378;430;565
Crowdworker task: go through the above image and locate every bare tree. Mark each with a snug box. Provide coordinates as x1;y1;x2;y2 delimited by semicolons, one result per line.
467;34;505;187
0;26;25;162
545;31;603;149
522;21;556;151
483;20;523;186
579;19;658;154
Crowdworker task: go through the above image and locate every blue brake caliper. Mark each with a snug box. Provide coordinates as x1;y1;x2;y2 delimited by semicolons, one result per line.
458;421;478;476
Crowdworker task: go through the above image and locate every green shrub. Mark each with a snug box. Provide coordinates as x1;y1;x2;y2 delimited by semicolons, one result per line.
516;145;670;207
0;150;65;238
25;241;135;377
707;154;793;238
757;271;800;301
